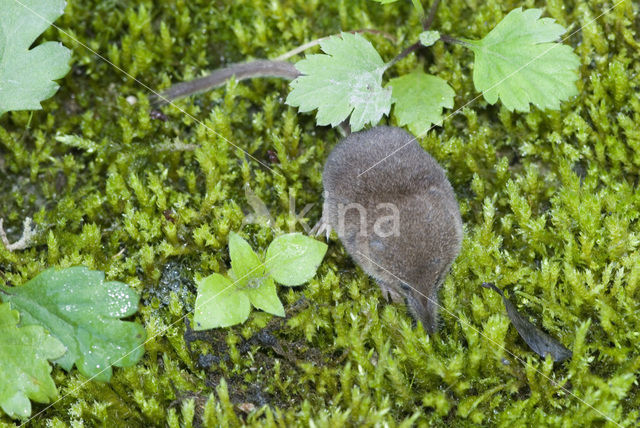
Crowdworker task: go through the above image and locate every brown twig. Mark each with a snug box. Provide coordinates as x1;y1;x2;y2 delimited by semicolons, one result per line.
439;34;471;46
383;41;422;71
423;0;441;30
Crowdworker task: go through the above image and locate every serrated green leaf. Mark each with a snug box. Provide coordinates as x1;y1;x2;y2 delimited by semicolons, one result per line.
466;7;579;112
286;32;392;131
0;267;145;382
419;31;440;47
245;276;285;317
389;70;455;135
194;273;251;330
0;302;66;419
0;0;72;116
229;232;264;287
265;233;328;286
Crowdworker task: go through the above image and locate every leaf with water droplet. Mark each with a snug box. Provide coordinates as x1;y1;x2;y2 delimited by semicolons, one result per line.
0;302;66;419
482;283;572;362
265;233;327;286
286;32;392;131
0;267;146;382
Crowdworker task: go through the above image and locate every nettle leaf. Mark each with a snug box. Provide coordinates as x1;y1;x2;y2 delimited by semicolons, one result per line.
194;273;250;330
266;233;328;286
388;70;455;136
286;32;392;131
419;30;440;47
0;303;66;419
0;0;72;116
466;7;579;112
482;283;572;362
0;267;145;382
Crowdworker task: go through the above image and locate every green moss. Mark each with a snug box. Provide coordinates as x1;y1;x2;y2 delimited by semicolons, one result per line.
1;0;639;426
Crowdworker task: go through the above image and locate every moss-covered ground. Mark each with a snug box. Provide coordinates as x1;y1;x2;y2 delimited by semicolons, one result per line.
1;0;639;426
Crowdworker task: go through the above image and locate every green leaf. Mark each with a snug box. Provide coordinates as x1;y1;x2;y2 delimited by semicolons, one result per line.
265;233;328;286
370;0;400;3
0;0;72;116
465;7;579;112
245;276;285;317
228;232;264;287
194;273;251;330
388;70;455;136
286;32;392;131
0;302;66;419
419;30;441;47
0;267;145;382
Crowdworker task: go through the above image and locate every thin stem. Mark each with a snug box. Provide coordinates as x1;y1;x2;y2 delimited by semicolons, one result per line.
423;0;441;30
383;41;422;72
439;34;472;47
383;32;471;73
274;29;397;61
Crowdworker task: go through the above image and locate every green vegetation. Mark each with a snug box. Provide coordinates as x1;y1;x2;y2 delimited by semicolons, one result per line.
286;5;579;133
0;0;639;426
0;303;65;419
286;31;394;131
464;7;579;112
0;0;71;116
194;232;327;329
0;267;145;380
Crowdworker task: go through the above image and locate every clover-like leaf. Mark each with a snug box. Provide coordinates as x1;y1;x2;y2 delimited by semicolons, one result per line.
0;0;72;116
286;32;392;131
265;233;328;286
229;232;264;287
245;276;285;317
419;30;441;47
0;267;145;382
194;273;251;330
466;7;579;112
388;70;455;136
0;302;66;419
482;283;572;362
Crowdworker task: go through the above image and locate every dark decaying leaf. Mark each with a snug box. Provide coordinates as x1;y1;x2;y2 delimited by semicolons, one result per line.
482;282;572;362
